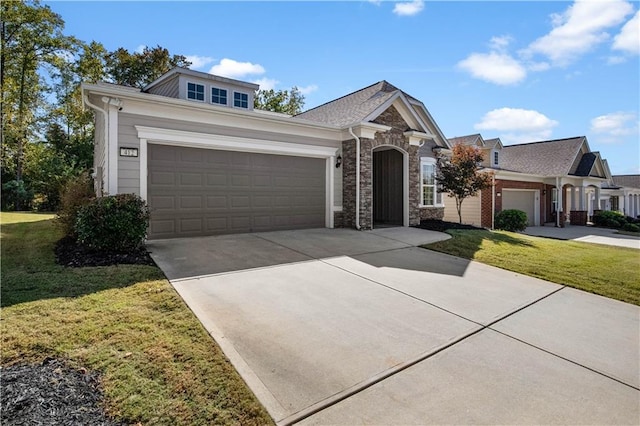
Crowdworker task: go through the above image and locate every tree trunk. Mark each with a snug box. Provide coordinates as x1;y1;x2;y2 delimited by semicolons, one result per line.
456;198;463;224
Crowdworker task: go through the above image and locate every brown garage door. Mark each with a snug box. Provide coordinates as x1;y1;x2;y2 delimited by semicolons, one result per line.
148;145;326;239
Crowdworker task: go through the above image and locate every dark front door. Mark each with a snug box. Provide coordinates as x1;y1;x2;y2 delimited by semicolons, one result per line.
373;148;403;226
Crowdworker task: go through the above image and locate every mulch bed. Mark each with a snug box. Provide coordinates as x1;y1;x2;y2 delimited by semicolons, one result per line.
417;219;484;232
55;236;156;267
0;358;123;426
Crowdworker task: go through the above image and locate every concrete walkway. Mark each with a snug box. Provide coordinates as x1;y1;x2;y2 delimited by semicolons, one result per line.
147;227;640;425
523;225;640;249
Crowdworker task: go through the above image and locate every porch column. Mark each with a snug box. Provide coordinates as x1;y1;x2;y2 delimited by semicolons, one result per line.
578;186;586;210
556;177;563;227
594;186;601;210
635;194;639;218
620;193;626;214
570;187;576;212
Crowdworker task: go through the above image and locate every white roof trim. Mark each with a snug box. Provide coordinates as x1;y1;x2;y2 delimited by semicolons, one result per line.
135;126;338;158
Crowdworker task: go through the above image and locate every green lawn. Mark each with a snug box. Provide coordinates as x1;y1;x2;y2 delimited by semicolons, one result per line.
424;229;640;306
1;212;273;425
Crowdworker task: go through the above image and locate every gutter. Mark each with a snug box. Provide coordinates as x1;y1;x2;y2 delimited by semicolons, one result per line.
348;126;361;230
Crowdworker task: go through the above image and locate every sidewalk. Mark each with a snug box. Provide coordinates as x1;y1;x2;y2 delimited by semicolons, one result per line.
522;225;640;249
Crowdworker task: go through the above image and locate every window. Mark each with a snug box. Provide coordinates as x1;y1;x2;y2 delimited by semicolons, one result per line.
421;158;441;206
493;151;499;166
211;87;227;105
552;188;558;212
234;92;249;108
187;82;204;101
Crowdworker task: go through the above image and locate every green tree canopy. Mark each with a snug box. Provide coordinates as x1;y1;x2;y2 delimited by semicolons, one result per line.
254;87;305;115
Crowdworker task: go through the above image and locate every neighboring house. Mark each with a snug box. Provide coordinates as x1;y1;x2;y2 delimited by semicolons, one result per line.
604;174;640;218
82;67;450;239
446;134;610;228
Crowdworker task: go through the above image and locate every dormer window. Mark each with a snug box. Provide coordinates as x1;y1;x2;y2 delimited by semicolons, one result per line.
187;82;204;101
211;87;227;105
493;151;499;166
234;92;249;109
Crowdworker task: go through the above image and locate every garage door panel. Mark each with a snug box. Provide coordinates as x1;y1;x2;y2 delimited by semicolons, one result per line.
148;145;326;238
502;191;536;226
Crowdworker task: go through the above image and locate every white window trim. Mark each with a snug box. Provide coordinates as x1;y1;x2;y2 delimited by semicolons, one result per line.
493;150;499;167
186;81;205;102
233;91;249;109
211;86;227;106
420;157;443;207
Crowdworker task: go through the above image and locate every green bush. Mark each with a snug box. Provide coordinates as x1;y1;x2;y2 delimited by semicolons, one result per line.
75;194;150;251
592;210;626;229
56;172;95;237
622;223;640;233
495;209;528;232
1;180;33;211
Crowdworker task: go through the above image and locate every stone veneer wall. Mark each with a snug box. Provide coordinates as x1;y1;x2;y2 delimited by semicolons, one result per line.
419;207;444;220
341;106;423;230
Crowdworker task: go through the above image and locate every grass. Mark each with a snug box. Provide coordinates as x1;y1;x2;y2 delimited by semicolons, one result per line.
1;212;273;425
424;229;640;306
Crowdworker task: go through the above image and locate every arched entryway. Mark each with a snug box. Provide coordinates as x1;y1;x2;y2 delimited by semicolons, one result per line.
372;147;404;227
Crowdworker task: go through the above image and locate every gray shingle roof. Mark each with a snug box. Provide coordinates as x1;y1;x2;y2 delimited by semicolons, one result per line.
500;137;586;176
484;138;502;149
612;175;640;189
294;81;403;127
448;134;483;147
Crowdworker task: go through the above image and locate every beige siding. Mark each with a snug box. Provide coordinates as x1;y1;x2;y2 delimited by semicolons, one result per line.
443;193;482;225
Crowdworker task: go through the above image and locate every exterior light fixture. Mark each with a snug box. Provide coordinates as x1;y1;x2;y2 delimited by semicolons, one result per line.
335;155;342;168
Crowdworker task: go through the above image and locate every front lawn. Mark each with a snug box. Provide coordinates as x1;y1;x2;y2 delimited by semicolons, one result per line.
423;229;640;306
1;212;272;425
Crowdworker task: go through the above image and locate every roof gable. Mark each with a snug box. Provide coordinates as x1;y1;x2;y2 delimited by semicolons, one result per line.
448;134;484;147
294;80;449;147
613;174;640;189
500;136;587;176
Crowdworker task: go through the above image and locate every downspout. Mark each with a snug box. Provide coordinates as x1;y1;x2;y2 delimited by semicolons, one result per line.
555;176;561;228
491;174;496;230
83;94;108;194
348;126;361;230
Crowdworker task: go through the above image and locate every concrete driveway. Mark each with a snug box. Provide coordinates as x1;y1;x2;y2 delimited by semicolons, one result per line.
147;228;640;425
523;225;640;249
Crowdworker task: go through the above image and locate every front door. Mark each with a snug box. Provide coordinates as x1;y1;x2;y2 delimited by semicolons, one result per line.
373;148;403;226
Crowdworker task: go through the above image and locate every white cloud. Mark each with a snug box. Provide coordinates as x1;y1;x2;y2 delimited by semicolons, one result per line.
590;111;638;141
457;52;527;85
489;35;513;52
135;44;146;54
523;0;634;66
298;84;319;95
185;55;215;70
209;58;265;79
475;107;559;143
393;0;424;16
367;0;382;5
252;77;279;91
613;10;640;54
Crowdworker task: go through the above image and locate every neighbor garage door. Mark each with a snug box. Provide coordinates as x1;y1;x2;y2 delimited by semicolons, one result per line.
502;190;536;226
147;145;326;239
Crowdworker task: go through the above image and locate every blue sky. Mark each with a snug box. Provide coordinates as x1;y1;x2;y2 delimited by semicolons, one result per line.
48;0;639;174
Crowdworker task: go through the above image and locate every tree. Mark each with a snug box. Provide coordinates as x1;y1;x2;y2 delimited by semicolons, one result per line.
105;45;190;89
1;0;78;209
437;143;494;224
254;87;305;115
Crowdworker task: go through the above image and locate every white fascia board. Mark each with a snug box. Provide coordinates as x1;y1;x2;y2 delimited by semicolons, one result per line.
362;92;425;133
404;130;437;146
343;122;392;140
408;99;451;149
494;170;548;183
135;126;338;158
83;83;343;142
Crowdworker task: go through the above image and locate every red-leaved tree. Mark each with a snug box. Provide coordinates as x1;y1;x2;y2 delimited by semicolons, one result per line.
437;144;494;224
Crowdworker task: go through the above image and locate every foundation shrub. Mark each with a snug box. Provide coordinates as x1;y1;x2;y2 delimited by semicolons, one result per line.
592;210;626;229
495;209;528;232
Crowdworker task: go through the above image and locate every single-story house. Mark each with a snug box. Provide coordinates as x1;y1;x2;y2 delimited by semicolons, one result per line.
603;174;640;218
445;134;612;228
82;67;450;239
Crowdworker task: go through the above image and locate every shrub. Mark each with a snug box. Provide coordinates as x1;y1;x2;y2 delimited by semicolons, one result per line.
495;209;528;232
57;172;95;237
75;194;150;252
592;210;626;229
622;223;640;233
1;180;33;211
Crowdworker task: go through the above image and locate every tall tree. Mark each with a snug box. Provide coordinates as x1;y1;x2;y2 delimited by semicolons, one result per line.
105;45;190;88
254;87;305;115
0;0;77;209
437;144;494;224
